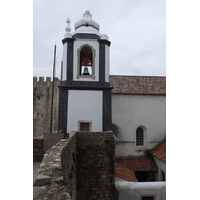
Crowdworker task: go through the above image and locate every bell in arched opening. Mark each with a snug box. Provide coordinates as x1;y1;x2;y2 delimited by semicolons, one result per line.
83;66;90;75
80;46;93;75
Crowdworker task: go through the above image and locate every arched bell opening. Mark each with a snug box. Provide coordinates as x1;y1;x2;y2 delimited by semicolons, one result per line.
80;46;93;76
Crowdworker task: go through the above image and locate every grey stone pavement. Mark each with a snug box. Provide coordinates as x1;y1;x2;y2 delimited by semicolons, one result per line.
33;162;41;183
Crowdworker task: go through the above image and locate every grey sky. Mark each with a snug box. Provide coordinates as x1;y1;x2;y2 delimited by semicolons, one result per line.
33;0;166;79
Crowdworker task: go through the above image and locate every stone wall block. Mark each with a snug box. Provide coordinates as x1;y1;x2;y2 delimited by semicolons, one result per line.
34;175;51;186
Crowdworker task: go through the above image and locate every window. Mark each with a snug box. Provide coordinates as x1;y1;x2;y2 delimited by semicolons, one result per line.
77;45;96;79
78;120;92;131
80;123;89;131
136;127;144;146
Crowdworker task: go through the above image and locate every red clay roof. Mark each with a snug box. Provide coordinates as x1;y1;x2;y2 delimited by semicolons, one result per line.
115;162;138;182
150;141;166;163
109;75;166;95
116;156;158;172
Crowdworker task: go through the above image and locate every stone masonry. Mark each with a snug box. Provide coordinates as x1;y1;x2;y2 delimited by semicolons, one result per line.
33;131;119;200
33;132;76;200
76;131;119;200
33;77;60;138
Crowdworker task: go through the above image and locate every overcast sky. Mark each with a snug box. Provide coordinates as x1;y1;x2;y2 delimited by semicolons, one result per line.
33;0;166;78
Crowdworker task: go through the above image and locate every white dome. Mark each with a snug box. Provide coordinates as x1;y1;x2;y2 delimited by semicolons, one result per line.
74;10;100;31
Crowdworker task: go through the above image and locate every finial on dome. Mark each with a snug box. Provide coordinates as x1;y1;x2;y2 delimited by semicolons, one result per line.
64;18;72;38
83;10;92;19
74;10;100;31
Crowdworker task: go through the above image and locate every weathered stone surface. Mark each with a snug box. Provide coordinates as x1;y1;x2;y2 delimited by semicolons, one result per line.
33;133;76;200
33;77;60;138
76;131;119;200
34;175;51;186
33;131;118;200
55;176;63;184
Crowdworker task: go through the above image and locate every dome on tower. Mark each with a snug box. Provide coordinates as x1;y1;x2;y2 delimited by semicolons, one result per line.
74;10;100;32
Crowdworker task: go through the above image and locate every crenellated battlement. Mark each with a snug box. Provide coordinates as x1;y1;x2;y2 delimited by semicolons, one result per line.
33;77;60;138
33;77;60;86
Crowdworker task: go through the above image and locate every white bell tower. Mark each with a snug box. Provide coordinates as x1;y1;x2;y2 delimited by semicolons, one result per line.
59;10;112;133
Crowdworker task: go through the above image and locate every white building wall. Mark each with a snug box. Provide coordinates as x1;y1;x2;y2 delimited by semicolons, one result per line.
73;39;99;81
115;179;166;200
67;90;102;133
112;94;166;156
153;157;166;181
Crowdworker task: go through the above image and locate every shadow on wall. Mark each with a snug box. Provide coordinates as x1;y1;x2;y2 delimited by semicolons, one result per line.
112;123;121;139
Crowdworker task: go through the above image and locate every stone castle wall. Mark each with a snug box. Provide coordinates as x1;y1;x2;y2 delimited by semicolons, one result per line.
33;131;119;200
33;132;76;200
61;133;77;199
76;131;119;200
33;77;60;138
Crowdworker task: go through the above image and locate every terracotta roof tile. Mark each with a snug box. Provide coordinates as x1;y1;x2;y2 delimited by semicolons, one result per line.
116;156;158;172
150;141;166;163
115;162;138;182
109;75;166;95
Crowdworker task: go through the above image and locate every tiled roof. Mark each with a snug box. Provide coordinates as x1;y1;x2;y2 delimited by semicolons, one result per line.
115;162;138;182
116;156;158;172
109;75;166;95
150;141;166;163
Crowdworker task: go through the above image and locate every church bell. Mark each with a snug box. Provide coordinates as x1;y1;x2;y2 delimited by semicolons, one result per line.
83;66;90;75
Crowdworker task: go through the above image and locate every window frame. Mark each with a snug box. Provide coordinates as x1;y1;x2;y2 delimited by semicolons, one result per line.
136;127;144;146
135;126;146;151
78;120;92;132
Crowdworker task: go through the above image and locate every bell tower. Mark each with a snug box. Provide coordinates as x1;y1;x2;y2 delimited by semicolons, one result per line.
59;10;112;133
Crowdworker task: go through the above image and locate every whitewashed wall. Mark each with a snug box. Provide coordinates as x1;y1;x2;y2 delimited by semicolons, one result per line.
115;179;166;200
153;157;166;181
67;90;102;133
112;94;166;156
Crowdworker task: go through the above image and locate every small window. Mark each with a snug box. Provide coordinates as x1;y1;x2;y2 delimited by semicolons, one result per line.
78;120;92;132
136;127;144;146
80;123;89;131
